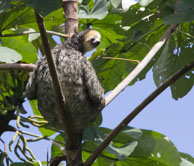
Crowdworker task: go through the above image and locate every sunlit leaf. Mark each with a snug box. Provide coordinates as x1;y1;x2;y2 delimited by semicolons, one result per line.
79;0;108;19
0;46;22;63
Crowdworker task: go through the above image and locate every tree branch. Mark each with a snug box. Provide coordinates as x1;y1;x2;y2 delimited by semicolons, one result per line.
105;24;178;106
0;64;35;71
84;59;194;166
102;57;140;64
34;11;77;148
0;30;69;38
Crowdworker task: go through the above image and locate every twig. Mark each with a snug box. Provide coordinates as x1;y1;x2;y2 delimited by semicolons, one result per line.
0;64;35;71
34;11;77;149
102;57;140;64
1;30;69;38
104;24;178;106
84;59;194;166
20;130;64;145
176;29;194;39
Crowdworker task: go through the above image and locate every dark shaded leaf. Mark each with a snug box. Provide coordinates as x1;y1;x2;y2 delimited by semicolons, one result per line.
23;0;62;16
162;0;194;24
153;29;194;99
0;0;11;14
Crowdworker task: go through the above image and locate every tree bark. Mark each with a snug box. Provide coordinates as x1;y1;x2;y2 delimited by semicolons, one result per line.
62;0;78;36
61;1;82;166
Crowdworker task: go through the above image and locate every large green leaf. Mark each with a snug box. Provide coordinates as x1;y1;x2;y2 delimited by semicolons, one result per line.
153;27;194;99
162;0;194;24
82;127;183;165
23;0;62;16
0;46;22;63
79;0;108;19
1;32;38;63
129;129;182;166
0;5;34;30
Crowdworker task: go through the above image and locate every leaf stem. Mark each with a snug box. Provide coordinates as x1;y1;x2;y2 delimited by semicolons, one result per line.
0;30;69;38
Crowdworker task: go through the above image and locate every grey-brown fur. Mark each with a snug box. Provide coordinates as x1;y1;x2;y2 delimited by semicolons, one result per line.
26;29;105;132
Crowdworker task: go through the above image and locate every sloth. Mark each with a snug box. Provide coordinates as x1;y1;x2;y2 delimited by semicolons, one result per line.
26;29;105;132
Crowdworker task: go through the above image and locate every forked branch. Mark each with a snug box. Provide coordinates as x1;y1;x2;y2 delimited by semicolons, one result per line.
84;57;194;166
104;24;178;106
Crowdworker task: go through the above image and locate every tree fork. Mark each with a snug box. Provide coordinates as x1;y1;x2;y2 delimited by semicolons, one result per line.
84;58;194;166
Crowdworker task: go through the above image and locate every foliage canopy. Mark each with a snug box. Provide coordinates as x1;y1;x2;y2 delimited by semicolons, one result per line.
0;0;194;165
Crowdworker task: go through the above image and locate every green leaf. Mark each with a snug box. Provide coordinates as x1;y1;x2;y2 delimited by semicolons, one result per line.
162;0;194;24
28;29;40;42
153;33;194;100
180;152;194;165
0;0;11;14
29;100;56;137
181;158;194;166
0;46;22;63
99;139;138;161
1;34;38;63
23;0;62;16
130;129;182;166
0;5;34;30
111;0;121;8
139;0;153;6
93;53;136;93
51;134;66;158
82;127;183;165
79;0;108;19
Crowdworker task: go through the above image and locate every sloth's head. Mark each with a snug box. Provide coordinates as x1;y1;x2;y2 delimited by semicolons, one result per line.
67;29;101;54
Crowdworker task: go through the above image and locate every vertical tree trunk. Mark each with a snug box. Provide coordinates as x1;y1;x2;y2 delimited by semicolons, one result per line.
62;0;78;36
61;1;82;166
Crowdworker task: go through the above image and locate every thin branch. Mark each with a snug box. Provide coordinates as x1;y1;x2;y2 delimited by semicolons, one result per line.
0;64;35;71
1;30;69;38
105;24;178;106
102;57;140;64
34;11;77;147
176;29;194;39
84;59;194;166
124;23;164;52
